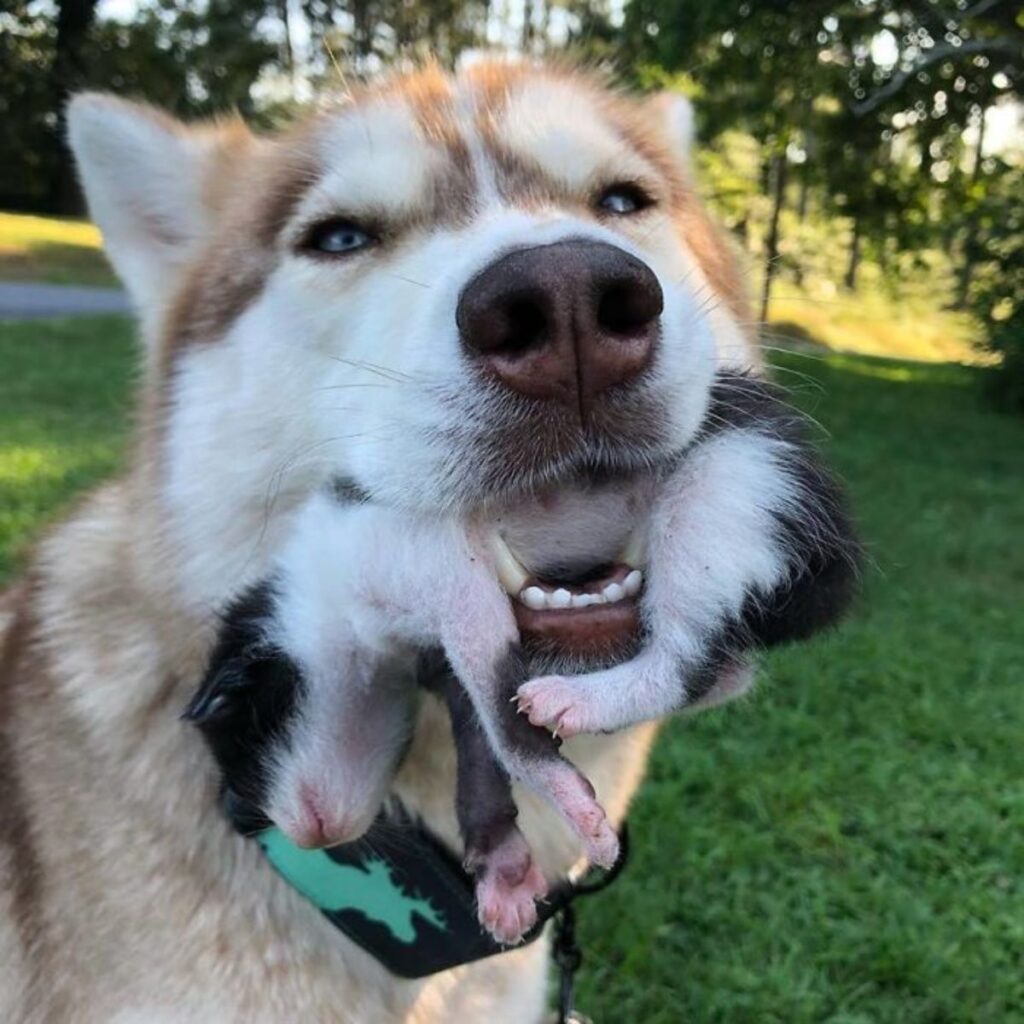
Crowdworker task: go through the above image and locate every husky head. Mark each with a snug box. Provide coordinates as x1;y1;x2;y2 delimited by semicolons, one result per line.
68;62;752;616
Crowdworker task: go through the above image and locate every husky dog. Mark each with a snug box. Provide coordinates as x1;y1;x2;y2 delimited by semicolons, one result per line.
1;61;854;1022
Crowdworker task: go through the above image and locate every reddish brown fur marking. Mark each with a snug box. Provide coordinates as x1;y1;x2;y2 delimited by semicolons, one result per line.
160;123;322;367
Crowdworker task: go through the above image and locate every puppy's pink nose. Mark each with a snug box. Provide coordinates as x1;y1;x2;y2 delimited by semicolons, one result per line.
286;785;354;849
456;239;662;423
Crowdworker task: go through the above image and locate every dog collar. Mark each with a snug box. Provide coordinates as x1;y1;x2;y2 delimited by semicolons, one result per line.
254;804;629;989
255;806;559;979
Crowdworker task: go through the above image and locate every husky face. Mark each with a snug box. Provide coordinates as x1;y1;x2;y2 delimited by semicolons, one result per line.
68;63;752;618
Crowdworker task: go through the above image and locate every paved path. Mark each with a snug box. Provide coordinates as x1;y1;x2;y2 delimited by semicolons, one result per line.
0;281;130;319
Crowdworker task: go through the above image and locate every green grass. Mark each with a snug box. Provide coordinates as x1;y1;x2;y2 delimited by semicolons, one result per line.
579;354;1024;1022
0;211;118;287
0;316;134;581
1;318;1022;1020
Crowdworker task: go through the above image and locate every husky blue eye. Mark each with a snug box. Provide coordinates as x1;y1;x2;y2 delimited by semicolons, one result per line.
597;185;652;215
303;219;375;256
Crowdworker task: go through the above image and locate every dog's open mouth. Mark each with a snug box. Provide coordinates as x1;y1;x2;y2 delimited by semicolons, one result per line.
488;530;646;658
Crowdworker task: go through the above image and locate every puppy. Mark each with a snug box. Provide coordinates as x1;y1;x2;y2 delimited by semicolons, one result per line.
187;369;859;944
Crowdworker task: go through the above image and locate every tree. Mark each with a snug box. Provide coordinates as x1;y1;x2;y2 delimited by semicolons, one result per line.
0;4;56;210
967;158;1024;411
623;0;846;317
48;0;100;212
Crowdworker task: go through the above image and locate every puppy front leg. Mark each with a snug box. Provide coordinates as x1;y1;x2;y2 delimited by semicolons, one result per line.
519;376;861;736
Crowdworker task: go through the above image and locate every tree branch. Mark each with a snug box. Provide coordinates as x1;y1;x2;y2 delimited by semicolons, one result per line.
852;36;1020;116
962;0;1005;22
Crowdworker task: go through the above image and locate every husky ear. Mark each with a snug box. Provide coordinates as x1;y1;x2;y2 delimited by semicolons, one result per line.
646;92;696;166
67;93;249;314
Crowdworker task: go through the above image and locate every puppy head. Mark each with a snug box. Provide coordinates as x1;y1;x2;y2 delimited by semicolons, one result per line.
184;579;415;848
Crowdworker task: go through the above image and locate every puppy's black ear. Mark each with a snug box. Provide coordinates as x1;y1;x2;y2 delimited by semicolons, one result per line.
181;579;281;723
181;662;246;723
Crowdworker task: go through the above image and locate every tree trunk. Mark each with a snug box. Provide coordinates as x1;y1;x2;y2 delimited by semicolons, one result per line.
759;152;787;323
522;0;534;51
797;171;810;222
351;0;373;61
47;0;99;214
844;215;861;291
797;127;814;222
956;105;987;308
277;0;295;84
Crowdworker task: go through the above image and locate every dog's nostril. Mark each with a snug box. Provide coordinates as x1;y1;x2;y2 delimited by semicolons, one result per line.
597;280;663;336
502;298;547;355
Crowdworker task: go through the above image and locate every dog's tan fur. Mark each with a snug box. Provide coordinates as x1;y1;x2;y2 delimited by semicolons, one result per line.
0;61;751;1022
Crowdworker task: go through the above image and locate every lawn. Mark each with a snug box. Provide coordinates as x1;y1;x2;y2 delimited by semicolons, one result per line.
0;316;134;580
1;317;1022;1022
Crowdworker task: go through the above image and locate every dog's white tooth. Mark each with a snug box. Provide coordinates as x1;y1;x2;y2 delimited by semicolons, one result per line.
521;586;547;610
571;593;595;609
487;531;529;595
602;582;625;604
623;569;644;596
550;588;572;609
620;526;648;569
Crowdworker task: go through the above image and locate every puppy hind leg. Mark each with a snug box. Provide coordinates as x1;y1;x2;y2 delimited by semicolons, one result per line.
421;656;546;945
487;647;620;870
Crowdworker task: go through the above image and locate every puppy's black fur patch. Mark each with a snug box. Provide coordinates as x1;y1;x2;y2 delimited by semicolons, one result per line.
680;371;862;703
184;579;302;834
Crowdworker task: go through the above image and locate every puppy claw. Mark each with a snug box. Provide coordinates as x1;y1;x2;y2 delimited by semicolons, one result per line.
516;676;593;738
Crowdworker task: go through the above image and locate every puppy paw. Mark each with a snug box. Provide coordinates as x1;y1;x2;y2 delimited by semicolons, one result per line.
516;675;600;738
531;760;619;870
473;833;548;945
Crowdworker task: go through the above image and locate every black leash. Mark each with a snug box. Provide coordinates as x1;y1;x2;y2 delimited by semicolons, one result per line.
551;822;631;1024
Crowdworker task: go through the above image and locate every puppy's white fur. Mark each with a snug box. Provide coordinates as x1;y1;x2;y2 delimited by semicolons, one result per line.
257;415;818;886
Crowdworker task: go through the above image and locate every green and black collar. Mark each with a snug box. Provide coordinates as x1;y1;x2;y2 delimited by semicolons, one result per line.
252;801;627;986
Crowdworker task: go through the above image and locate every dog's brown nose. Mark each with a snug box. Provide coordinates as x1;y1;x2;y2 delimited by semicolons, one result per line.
457;239;662;421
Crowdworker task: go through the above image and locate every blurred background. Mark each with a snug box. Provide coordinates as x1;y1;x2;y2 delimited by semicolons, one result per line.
1;2;1022;1021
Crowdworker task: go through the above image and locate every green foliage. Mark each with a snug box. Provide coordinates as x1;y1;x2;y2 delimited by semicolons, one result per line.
0;5;57;210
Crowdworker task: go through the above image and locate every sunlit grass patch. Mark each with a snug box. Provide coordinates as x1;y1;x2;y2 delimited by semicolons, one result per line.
768;279;985;366
0;211;117;287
